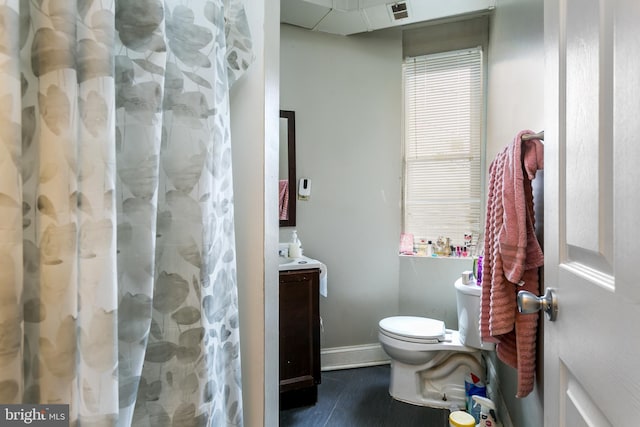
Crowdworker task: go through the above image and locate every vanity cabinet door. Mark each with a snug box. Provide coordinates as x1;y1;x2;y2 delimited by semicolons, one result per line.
279;268;321;407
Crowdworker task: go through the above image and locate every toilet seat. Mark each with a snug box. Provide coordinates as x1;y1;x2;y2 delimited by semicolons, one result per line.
379;316;446;344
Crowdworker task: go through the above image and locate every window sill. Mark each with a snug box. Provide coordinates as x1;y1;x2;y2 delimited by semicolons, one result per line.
399;254;476;260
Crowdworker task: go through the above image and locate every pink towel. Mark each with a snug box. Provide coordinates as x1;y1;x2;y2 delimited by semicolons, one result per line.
279;180;289;220
480;130;544;397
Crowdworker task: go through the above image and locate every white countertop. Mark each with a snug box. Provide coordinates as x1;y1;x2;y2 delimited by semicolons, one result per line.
278;255;323;272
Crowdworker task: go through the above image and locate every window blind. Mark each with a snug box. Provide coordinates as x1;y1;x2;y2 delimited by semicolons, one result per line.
403;47;483;246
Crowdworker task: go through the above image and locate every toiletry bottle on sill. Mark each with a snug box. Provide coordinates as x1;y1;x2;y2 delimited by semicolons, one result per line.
426;240;433;257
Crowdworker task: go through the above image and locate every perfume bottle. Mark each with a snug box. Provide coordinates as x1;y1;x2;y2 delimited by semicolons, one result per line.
475;256;483;286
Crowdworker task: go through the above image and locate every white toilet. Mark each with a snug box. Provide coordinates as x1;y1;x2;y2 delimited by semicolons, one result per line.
378;278;494;409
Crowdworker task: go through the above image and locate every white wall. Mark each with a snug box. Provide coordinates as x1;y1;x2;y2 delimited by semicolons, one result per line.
280;24;403;348
486;0;544;426
230;0;279;424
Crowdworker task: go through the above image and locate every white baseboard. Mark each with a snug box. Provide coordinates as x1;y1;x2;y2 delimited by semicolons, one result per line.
321;343;390;371
485;354;514;427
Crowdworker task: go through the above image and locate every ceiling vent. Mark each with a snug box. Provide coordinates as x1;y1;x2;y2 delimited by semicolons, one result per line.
281;0;496;36
389;2;409;20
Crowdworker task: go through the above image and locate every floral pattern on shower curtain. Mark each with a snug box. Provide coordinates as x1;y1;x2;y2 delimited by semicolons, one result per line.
0;0;252;425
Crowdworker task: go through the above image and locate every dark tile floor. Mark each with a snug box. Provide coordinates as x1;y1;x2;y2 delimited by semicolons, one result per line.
279;365;449;427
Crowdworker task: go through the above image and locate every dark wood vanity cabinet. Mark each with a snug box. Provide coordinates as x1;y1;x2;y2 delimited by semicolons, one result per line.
279;268;321;409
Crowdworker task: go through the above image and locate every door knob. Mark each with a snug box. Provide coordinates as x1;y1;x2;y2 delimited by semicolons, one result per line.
517;288;558;321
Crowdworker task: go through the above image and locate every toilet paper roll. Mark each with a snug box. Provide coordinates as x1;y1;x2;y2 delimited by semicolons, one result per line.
461;271;474;285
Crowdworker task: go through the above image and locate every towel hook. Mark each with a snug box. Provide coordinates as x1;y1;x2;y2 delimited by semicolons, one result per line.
521;130;544;141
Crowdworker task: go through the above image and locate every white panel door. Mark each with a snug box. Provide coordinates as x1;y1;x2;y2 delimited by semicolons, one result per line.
544;0;640;425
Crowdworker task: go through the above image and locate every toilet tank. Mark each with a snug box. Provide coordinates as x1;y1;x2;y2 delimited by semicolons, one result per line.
455;278;495;351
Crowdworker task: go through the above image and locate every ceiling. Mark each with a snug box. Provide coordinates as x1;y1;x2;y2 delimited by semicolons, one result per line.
281;0;496;36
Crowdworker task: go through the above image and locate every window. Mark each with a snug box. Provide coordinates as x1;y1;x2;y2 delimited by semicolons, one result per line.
402;47;483;247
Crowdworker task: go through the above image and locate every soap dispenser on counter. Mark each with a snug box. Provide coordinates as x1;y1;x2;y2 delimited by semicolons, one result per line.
289;230;303;258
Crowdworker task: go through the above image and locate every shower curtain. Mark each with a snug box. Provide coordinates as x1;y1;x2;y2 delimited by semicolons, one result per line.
0;0;253;425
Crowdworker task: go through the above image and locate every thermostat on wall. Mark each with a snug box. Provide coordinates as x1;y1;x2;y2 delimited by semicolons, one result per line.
298;178;311;200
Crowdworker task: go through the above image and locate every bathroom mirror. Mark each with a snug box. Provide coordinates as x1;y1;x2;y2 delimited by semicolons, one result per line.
279;110;296;227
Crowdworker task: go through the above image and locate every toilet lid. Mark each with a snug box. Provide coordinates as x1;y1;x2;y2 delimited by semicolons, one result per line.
379;316;446;341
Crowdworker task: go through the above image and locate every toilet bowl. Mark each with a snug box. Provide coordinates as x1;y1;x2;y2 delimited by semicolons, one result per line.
378;278;494;409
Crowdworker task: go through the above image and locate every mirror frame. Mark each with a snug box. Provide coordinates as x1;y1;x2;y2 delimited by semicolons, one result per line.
280;110;296;227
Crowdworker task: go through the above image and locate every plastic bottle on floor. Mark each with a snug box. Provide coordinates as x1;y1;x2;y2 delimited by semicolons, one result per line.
449;410;476;427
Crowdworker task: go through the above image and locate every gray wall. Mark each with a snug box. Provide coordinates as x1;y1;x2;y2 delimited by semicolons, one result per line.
403;15;489;57
279;23;485;349
399;257;475;329
280;24;403;347
486;0;544;426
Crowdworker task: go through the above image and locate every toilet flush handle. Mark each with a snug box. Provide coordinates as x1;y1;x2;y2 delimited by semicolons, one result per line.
517;288;558;321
